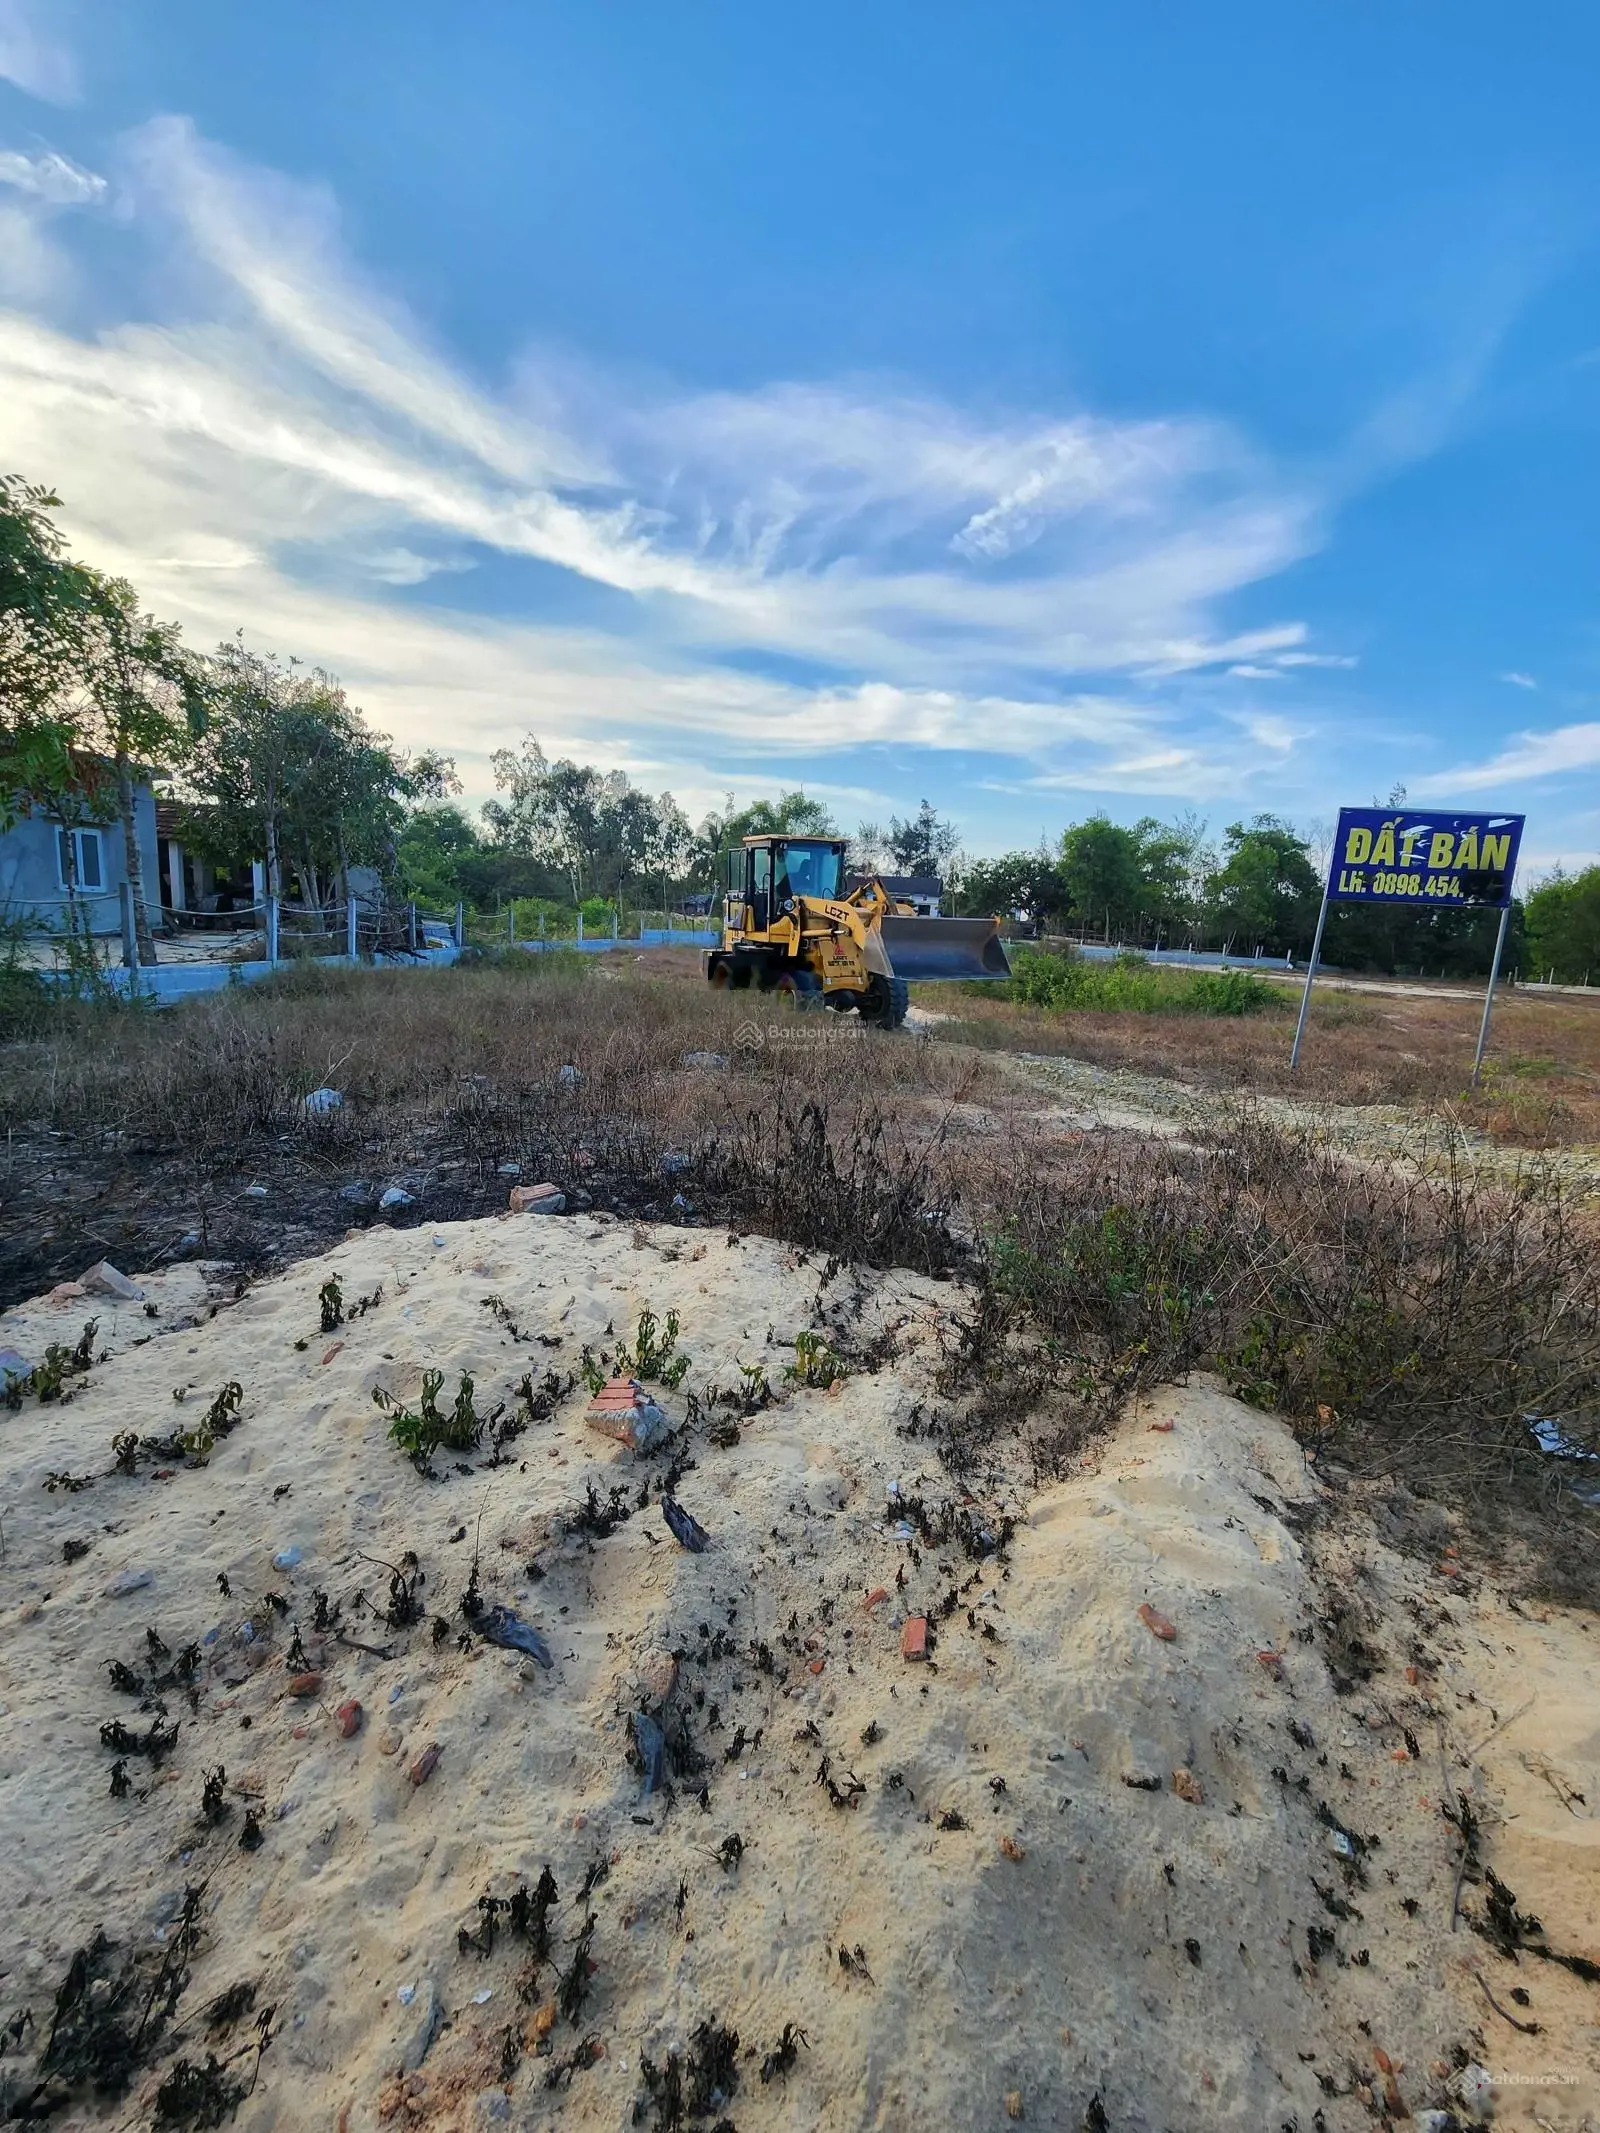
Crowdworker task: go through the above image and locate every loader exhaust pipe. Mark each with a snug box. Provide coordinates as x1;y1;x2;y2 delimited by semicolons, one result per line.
875;915;1011;985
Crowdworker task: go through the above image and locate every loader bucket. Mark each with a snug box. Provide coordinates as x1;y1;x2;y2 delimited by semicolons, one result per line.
875;914;1012;984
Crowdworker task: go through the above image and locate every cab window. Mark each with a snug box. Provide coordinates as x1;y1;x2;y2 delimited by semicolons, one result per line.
776;842;842;901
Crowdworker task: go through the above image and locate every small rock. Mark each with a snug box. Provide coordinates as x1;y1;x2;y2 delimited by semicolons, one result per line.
335;1699;363;1738
104;1569;155;1598
509;1183;565;1215
81;1260;144;1303
46;1281;88;1305
1171;1767;1204;1805
1004;2093;1024;2122
638;1652;678;1709
1137;1602;1177;1641
999;1836;1026;1862
379;1186;415;1212
286;1673;323;1698
901;1617;929;1662
409;1742;442;1786
378;1729;402;1756
398;1981;440;2072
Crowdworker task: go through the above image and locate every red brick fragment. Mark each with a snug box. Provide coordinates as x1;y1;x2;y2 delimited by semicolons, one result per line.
1137;1603;1176;1642
901;1616;929;1662
335;1699;363;1738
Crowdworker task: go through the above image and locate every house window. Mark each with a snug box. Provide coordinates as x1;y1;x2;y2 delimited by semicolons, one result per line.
56;827;106;893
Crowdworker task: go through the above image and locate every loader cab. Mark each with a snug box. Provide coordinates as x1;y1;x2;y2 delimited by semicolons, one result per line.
730;837;845;934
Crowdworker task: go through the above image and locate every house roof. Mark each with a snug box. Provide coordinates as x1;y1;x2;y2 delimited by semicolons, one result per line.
847;872;943;899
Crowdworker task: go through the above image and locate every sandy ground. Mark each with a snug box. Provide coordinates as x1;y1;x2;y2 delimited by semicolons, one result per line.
0;1216;1596;2131
1001;1050;1600;1197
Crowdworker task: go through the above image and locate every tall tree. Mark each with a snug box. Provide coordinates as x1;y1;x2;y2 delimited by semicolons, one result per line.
0;473;95;821
1523;866;1600;984
1205;815;1321;954
74;574;210;961
887;799;960;878
1059;815;1145;938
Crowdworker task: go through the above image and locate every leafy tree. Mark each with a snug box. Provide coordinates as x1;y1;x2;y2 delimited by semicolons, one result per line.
887;799;960;877
187;644;410;914
1059;815;1146;937
959;847;1071;932
1205;815;1321;954
396;803;483;906
699;788;838;880
0;474;97;826
73;574;211;961
1523;866;1600;984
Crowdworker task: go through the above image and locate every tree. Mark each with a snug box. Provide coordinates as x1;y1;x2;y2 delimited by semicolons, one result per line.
959;846;1071;933
74;574;211;961
188;643;410;915
1059;815;1146;938
397;803;482;906
1205;815;1321;954
1524;866;1600;984
1;475;91;732
887;800;960;877
0;473;97;824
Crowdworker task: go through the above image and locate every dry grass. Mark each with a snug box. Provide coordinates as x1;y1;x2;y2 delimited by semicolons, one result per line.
3;950;1596;1605
922;977;1600;1144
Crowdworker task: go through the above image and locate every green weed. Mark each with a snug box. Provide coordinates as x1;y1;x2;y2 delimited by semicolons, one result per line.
1008;950;1282;1017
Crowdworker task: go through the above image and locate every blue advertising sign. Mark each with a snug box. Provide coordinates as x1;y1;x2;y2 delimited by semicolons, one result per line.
1327;808;1524;909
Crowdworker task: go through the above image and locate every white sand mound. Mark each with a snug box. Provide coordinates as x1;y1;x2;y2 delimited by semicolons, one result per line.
1;1216;1596;2130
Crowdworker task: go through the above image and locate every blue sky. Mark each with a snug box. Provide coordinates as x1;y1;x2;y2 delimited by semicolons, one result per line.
1;1;1596;873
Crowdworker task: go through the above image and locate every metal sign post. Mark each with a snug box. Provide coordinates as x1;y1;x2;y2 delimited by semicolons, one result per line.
1470;902;1513;1087
1290;807;1524;1076
1288;886;1331;1073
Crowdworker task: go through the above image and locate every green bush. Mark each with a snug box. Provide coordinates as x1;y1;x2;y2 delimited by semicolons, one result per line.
1007;950;1281;1017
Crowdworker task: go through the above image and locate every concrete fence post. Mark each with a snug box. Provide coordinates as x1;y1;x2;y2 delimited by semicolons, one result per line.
577;911;585;944
266;896;280;966
453;901;465;950
407;901;418;953
119;879;139;972
347;895;358;961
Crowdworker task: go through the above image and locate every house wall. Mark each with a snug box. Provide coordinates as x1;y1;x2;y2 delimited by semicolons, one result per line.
0;784;162;935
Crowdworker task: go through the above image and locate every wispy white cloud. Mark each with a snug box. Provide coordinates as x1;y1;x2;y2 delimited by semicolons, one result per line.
1226;663;1280;680
0;114;1378;830
0;147;104;204
1413;722;1600;795
0;197;65;300
1499;670;1537;689
0;0;77;103
1276;650;1358;669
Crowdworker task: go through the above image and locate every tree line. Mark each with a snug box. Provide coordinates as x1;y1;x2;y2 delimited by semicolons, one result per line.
4;471;1592;978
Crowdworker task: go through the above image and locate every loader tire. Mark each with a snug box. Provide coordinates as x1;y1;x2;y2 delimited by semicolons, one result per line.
861;975;910;1029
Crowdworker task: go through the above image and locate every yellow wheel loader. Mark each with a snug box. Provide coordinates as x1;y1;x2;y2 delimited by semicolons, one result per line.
705;835;1011;1028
